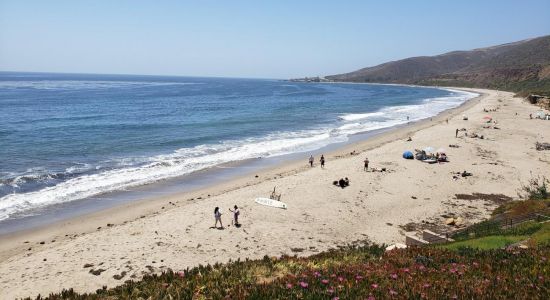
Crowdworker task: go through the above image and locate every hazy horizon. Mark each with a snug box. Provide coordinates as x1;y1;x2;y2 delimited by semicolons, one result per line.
1;1;549;79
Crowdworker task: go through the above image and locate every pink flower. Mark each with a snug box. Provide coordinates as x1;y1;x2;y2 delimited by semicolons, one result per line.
330;273;336;278
333;297;339;300
314;271;321;277
371;283;379;289
321;279;329;285
286;283;293;289
367;296;376;300
390;273;398;280
327;288;334;294
355;275;363;281
389;289;398;295
403;268;410;273
423;283;431;288
177;271;185;278
299;281;308;288
338;276;344;282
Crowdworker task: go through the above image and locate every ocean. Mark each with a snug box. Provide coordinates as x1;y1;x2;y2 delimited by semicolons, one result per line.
0;72;478;227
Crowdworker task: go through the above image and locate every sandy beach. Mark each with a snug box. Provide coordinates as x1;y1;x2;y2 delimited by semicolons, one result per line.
1;88;549;299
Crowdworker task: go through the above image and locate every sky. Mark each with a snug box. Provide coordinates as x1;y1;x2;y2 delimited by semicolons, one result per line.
0;0;549;79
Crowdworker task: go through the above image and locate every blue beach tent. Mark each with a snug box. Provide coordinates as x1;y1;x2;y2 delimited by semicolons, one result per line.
403;151;414;159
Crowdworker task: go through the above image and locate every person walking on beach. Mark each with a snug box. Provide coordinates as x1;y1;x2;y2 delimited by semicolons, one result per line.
320;155;325;168
364;157;369;171
455;128;459;138
229;205;240;227
309;155;314;167
213;207;223;229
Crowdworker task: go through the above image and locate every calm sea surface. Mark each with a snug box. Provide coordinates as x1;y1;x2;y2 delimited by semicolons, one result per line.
0;72;477;222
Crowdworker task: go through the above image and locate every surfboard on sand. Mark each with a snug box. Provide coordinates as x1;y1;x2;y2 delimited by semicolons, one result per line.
254;197;288;209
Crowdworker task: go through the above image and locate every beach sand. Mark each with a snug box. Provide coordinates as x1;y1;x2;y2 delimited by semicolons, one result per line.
1;88;549;299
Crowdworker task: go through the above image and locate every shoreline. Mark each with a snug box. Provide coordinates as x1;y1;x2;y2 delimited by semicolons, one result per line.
0;87;480;257
0;83;477;234
2;87;549;299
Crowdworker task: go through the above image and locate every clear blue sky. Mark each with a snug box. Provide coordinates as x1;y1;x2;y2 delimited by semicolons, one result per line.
1;0;549;79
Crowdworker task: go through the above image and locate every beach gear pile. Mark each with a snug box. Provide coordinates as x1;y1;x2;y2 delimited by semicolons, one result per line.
536;142;550;151
403;146;448;163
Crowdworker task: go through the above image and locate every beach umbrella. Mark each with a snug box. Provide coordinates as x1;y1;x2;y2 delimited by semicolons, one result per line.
423;146;435;153
482;115;492;119
403;151;414;159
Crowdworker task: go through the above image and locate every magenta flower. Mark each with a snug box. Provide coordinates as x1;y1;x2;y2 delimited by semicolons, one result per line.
333;297;340;300
390;273;398;279
338;276;344;282
403;268;410;273
321;279;329;285
314;271;321;277
367;296;376;300
371;283;379;289
299;281;308;288
286;283;293;289
177;271;185;278
423;283;431;288
389;289;398;296
355;275;363;281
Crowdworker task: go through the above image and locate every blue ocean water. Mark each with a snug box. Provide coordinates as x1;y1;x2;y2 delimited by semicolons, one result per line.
0;72;477;221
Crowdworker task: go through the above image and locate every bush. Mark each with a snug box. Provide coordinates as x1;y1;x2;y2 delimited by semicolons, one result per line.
27;244;550;300
519;176;549;200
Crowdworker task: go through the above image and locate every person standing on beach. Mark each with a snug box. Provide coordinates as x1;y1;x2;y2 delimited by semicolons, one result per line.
309;155;314;167
455;128;459;138
364;157;369;171
213;207;223;229
320;155;325;168
229;205;240;227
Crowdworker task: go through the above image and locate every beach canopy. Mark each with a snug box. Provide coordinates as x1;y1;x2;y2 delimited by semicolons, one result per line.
536;111;546;118
423;146;435;153
483;115;492;119
403;151;414;159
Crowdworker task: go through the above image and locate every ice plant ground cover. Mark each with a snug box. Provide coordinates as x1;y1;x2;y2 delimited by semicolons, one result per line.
29;244;549;299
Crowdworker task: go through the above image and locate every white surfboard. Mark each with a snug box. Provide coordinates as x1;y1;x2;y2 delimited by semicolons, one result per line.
254;197;288;209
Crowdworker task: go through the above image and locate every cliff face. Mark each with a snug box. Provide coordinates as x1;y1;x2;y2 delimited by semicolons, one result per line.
326;35;550;96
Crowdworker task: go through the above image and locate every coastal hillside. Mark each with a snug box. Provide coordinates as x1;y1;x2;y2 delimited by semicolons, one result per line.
326;35;550;96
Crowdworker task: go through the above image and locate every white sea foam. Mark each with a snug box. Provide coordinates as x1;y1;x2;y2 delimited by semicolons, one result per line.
339;112;385;121
0;88;478;221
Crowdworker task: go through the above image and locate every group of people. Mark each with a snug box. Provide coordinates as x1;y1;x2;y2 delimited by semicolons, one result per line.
308;154;325;168
333;177;350;188
213;205;240;229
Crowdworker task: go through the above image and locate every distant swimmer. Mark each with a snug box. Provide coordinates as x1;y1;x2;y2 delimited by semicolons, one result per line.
309;155;314;167
364;157;369;171
320;155;325;168
407;116;409;121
